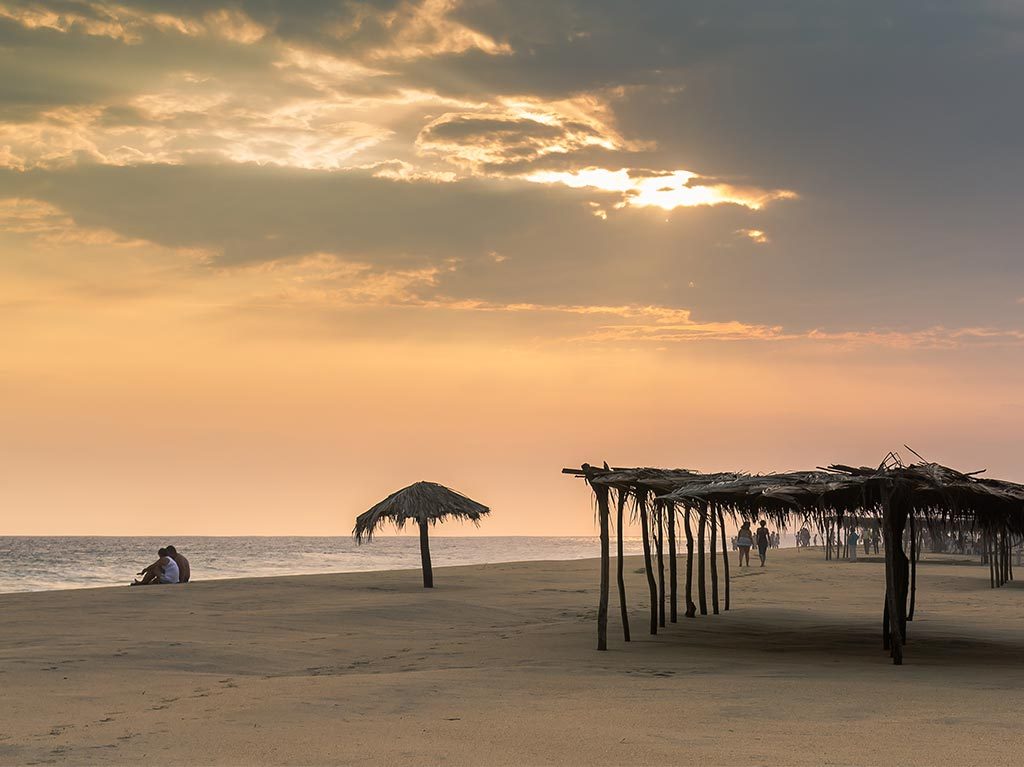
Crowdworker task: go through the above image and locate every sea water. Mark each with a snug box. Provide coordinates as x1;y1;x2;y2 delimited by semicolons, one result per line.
0;536;649;594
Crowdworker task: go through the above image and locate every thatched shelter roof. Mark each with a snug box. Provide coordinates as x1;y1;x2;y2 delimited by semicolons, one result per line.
565;457;1024;534
353;481;490;543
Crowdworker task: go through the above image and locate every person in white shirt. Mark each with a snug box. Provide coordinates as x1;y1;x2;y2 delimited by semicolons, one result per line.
132;547;180;585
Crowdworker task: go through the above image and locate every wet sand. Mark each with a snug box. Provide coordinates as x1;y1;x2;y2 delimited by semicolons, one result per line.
1;547;1022;765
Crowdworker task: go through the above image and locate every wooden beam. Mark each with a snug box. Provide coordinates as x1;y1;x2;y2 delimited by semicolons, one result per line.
908;512;917;621
881;484;905;664
656;502;666;628
596;484;610;651
637;489;658;635
668;501;678;623
719;505;731;611
697;507;708;616
709;503;720;615
615;489;630;642
683;508;697;618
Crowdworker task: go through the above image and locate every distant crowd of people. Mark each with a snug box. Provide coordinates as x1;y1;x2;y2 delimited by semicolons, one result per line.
793;525;881;554
727;521;889;568
131;545;190;586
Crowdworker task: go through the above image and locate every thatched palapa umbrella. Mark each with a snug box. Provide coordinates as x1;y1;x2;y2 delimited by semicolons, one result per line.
353;481;490;588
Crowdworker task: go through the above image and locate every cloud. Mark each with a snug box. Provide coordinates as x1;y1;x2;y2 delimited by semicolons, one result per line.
0;196;147;246
0;82;393;170
0;2;268;44
327;0;512;62
416;94;637;170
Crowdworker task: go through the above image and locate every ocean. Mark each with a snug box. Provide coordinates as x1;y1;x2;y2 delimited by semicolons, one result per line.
0;535;648;594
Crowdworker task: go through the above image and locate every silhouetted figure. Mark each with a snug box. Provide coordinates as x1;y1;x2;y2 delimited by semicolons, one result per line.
736;522;754;567
166;545;190;583
133;548;179;585
756;521;771;567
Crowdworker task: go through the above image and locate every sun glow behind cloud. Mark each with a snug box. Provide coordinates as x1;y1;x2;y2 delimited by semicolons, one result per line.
525;168;796;211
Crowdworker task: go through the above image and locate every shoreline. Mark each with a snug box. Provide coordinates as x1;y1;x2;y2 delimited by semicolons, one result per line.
0;535;656;596
0;555;610;597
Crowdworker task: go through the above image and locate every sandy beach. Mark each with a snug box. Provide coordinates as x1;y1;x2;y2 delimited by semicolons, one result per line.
2;547;1022;766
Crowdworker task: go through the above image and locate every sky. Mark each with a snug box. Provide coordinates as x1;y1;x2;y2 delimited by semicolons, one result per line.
1;0;1023;536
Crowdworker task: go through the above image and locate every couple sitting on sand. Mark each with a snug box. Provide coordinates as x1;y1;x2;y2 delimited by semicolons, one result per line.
132;545;190;586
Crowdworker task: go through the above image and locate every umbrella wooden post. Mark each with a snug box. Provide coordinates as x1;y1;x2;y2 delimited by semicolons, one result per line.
656;503;666;628
697;507;708;616
668;502;678;623
719;506;731;611
638;490;658;635
683;508;697;618
709;504;720;615
616;489;630;642
595;484;611;651
419;519;434;588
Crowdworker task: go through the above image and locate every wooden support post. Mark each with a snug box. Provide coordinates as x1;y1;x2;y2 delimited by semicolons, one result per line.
908;512;917;621
697;507;708;616
1003;533;1011;586
637;489;658;635
882;598;890;650
668;502;678;623
719;506;731;611
683;508;697;618
881;485;905;664
709;504;720;615
998;532;1004;587
595;484;610;651
615;489;630;642
838;512;846;559
656;503;666;628
988;532;996;589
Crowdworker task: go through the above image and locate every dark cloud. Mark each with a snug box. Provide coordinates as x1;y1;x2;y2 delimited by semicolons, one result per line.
2;160;1020;337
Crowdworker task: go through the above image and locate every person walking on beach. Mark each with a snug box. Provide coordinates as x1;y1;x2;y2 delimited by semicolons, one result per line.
736;522;754;567
756;521;771;567
166;545;190;583
133;548;179;585
848;528;860;562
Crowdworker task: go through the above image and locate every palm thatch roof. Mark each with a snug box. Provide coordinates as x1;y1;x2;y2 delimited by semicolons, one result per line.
353;481;490;543
565;456;1024;534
